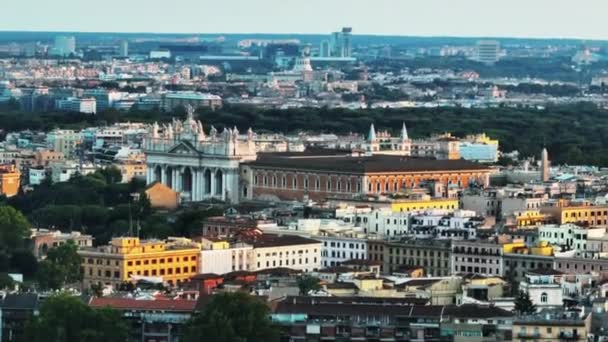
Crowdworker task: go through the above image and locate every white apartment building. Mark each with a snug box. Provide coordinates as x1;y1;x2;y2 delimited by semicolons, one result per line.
538;224;605;252
410;209;481;240
200;242;254;275
520;270;564;309
29;167;46;186
317;233;368;268
259;219;368;268
55;97;96;114
251;235;321;273
346;208;411;237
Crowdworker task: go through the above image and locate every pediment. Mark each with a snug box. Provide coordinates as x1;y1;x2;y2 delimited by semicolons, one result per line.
167;140;199;155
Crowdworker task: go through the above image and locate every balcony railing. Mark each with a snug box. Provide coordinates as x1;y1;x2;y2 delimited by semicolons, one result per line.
517;332;541;339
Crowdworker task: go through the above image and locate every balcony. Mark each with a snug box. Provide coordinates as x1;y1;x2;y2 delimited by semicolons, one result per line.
559;332;579;341
517;332;541;339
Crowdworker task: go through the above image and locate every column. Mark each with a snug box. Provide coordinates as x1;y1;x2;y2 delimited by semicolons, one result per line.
191;169;198;201
221;170;227;201
161;166;167;185
198;169;205;201
146;166;152;184
193;169;201;201
171;171;178;191
210;169;216;198
176;169;183;192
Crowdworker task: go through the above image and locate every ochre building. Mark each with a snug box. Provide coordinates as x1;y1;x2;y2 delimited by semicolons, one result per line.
241;153;491;202
79;237;200;289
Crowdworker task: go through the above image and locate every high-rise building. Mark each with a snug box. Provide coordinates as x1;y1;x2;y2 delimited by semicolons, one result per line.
119;40;129;57
341;27;352;57
541;148;550;182
52;36;76;57
319;40;330;57
329;27;353;58
476;40;500;65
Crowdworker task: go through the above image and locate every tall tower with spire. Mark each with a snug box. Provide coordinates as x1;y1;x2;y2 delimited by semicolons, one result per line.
541;148;550;182
399;122;411;156
367;123;379;152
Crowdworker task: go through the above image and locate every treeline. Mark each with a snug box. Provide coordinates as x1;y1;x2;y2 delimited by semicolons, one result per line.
3;167;223;245
2;102;608;166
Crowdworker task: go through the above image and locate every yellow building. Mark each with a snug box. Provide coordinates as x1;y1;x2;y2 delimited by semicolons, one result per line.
541;204;608;226
513;210;553;227
116;162;147;183
79;237;200;289
201;237;230;250
502;241;554;256
391;198;459;212
0;164;20;197
465;133;499;146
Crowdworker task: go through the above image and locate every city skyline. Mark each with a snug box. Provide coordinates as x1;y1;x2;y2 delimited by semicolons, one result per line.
1;0;607;40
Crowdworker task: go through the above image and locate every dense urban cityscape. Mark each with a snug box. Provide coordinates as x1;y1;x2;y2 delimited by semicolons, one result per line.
2;1;608;341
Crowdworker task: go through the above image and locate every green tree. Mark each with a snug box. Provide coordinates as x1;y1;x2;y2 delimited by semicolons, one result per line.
97;166;123;185
0;272;14;289
297;275;321;295
25;294;128;342
9;249;38;279
0;206;30;252
36;241;82;290
183;292;279;342
514;291;536;315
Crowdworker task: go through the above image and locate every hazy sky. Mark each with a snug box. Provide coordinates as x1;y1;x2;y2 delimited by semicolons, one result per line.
2;0;608;40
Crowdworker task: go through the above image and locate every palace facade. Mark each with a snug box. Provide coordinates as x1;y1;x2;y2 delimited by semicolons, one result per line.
144;109;492;204
241;151;492;202
144;106;256;203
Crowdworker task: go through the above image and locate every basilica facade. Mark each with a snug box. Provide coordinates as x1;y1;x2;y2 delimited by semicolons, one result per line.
144;106;256;203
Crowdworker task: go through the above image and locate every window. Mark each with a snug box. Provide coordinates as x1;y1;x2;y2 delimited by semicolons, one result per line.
541;292;548;303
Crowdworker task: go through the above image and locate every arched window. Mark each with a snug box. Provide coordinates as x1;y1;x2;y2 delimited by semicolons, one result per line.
541;292;548;303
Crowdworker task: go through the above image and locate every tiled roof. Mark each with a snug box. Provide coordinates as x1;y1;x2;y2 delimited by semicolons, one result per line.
247;154;490;174
89;297;197;312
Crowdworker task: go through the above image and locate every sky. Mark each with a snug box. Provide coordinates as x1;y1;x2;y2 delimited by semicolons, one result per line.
2;0;608;40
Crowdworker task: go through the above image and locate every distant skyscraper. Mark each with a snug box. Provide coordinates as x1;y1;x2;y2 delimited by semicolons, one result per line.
52;36;76;57
476;40;500;65
341;27;352;57
541;148;550;182
320;40;330;57
328;27;353;58
119;40;129;57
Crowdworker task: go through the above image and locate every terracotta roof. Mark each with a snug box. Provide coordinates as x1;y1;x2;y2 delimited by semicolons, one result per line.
246;154;489;174
89;297;197;312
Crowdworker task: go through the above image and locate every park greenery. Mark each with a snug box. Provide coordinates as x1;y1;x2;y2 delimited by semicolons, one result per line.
183;292;280;342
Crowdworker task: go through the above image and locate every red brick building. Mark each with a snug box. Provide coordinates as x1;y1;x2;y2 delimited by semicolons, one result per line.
240;152;491;202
